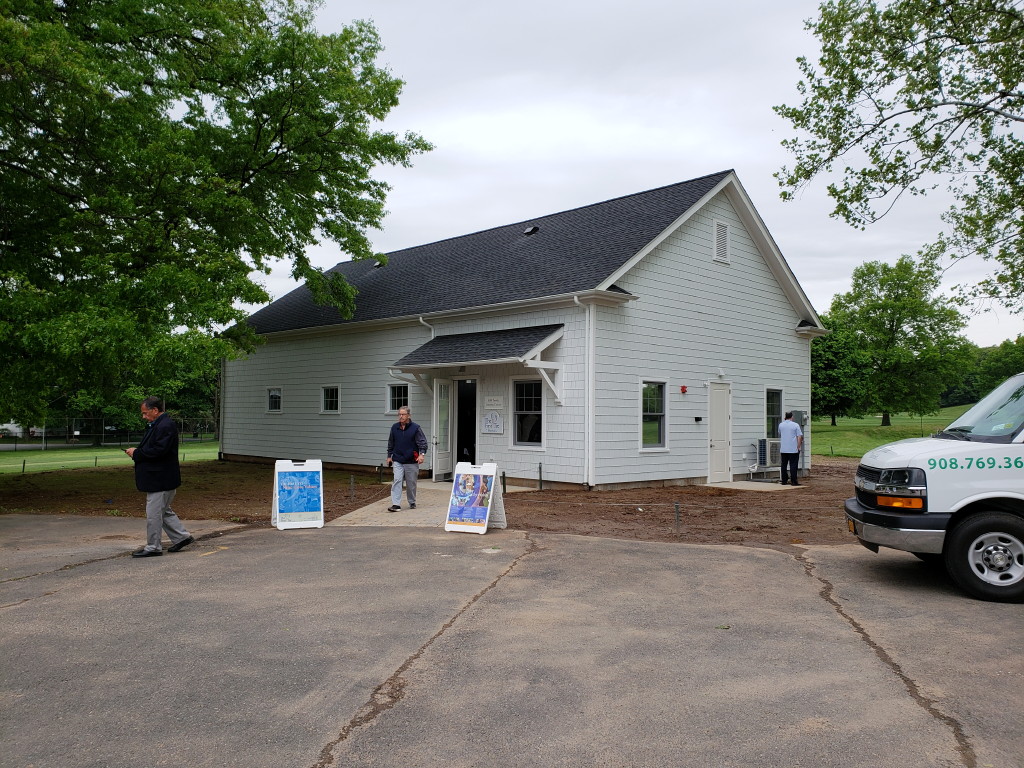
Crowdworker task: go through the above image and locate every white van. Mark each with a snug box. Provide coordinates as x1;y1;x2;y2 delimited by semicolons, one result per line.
845;372;1024;602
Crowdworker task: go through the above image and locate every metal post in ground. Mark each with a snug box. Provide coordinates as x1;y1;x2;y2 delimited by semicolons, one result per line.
538;463;543;491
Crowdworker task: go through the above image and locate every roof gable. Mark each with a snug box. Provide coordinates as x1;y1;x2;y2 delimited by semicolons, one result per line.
246;170;733;334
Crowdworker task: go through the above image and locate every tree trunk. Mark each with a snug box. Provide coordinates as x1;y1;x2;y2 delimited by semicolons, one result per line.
831;414;837;426
881;412;892;426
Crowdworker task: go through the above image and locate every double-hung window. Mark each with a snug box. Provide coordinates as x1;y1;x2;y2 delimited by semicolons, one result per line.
322;386;340;413
513;380;543;446
641;381;666;448
388;384;409;413
267;387;282;413
766;389;782;437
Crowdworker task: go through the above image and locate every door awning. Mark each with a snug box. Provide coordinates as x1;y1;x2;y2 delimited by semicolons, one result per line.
391;324;565;403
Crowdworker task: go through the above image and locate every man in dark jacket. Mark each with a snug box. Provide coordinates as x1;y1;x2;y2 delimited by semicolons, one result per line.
386;406;428;512
125;397;193;557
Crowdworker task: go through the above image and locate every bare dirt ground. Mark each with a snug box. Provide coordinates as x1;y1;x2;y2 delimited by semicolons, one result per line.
0;456;858;547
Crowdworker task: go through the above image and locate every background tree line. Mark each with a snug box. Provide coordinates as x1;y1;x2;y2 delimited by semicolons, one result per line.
811;256;1024;426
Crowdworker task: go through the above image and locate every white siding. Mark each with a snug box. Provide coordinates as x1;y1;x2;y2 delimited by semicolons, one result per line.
222;324;433;466
592;190;812;484
222;307;591;485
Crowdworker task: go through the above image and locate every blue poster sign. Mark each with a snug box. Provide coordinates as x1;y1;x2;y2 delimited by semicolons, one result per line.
272;460;324;530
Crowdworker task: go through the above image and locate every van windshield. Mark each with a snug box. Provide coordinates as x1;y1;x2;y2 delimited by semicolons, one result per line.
941;374;1024;443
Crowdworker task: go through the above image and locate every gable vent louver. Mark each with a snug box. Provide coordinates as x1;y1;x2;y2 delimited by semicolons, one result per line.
714;221;729;263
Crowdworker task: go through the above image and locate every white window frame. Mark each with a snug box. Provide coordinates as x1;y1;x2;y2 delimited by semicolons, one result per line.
766;387;783;438
321;385;340;414
386;383;409;414
510;377;545;450
639;378;669;452
713;219;730;264
266;387;283;413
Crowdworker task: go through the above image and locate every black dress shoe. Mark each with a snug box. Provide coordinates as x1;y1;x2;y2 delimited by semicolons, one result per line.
168;535;195;552
791;482;801;486
132;549;163;558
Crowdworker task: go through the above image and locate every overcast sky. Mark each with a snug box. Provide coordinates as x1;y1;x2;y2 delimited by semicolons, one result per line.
259;0;1021;346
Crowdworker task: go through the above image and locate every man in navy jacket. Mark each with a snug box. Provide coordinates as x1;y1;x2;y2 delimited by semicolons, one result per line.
386;406;428;511
125;397;193;557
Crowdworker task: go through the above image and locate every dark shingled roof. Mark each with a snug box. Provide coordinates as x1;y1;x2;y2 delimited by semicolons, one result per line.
394;325;564;368
247;170;732;334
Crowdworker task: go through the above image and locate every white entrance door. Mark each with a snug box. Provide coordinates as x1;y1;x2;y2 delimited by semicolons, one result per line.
432;378;453;480
708;381;732;483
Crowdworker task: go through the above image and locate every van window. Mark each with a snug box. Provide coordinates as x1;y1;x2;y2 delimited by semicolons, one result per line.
941;374;1024;443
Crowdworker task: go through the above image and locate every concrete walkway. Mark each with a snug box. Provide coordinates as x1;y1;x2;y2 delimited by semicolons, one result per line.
330;480;533;528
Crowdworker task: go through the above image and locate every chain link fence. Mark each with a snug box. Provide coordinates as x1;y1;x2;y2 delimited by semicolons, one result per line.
0;417;216;450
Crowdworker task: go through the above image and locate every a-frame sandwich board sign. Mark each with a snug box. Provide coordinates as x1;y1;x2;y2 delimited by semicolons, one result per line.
444;462;507;534
272;459;325;530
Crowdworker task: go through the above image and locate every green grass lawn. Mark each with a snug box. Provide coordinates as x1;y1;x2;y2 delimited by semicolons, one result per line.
0;441;221;474
811;404;973;457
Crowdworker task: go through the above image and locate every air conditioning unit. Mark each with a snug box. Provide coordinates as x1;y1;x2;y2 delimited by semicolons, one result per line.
757;438;782;467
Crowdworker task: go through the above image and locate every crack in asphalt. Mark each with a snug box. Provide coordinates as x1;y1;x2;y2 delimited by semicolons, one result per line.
794;548;977;768
0;529;243;587
312;532;541;768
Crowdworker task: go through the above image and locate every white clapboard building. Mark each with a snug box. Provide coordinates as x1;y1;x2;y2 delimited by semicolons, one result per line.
220;170;827;488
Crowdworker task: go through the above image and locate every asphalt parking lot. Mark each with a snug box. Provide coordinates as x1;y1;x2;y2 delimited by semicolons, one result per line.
1;513;1021;768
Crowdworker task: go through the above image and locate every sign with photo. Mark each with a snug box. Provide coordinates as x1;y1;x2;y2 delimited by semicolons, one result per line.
445;462;507;534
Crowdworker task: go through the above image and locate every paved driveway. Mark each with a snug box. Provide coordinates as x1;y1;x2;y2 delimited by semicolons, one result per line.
1;512;1020;768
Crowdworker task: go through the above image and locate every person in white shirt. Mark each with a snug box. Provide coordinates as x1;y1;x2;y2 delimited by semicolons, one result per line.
777;411;803;486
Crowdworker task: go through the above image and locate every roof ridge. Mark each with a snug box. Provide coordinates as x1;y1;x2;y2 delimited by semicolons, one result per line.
381;169;735;258
250;169;740;334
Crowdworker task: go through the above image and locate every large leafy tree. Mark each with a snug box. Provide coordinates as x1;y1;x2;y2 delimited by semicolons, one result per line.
811;313;872;425
829;256;972;424
775;0;1024;311
0;0;430;425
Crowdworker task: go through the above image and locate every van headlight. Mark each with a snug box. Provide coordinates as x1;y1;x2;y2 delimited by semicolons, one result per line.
877;468;927;491
875;467;927;510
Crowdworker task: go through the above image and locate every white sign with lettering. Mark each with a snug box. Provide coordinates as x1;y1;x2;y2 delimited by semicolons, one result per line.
482;411;504;434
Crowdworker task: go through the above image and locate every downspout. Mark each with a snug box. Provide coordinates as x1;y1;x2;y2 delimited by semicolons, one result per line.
218;357;227;460
574;295;594;487
418;316;435;339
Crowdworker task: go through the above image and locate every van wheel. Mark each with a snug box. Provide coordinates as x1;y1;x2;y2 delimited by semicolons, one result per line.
945;513;1024;603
